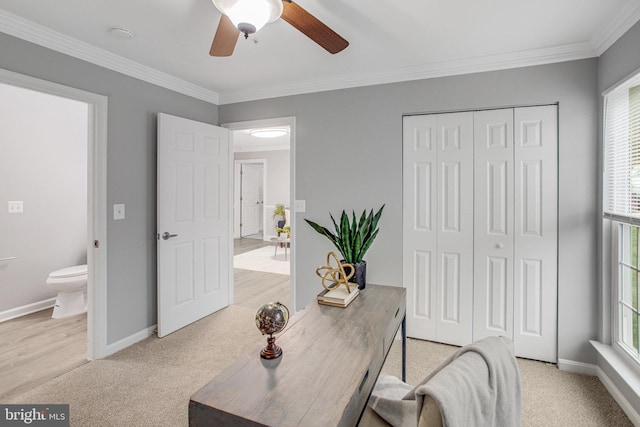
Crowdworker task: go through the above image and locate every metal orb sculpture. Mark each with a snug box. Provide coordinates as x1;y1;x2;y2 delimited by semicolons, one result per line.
255;301;289;359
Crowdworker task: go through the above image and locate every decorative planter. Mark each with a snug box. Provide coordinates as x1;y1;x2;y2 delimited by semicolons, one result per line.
342;260;367;290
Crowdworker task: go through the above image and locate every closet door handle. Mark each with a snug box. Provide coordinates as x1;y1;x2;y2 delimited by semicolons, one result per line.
496;243;504;249
162;232;178;240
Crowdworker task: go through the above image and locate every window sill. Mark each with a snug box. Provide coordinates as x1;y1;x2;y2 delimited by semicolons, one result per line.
590;340;640;423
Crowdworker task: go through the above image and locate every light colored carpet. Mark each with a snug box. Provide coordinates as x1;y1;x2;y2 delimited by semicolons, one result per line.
381;339;632;427
233;245;290;275
8;306;633;426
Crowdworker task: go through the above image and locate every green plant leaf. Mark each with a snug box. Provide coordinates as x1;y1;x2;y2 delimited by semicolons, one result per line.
304;219;338;248
340;211;353;262
359;228;380;260
305;205;384;264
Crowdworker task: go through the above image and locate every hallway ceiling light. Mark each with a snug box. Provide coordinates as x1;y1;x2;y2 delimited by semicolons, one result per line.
250;128;289;138
109;26;135;40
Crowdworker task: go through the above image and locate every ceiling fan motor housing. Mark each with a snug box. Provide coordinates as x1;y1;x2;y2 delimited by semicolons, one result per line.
237;22;256;39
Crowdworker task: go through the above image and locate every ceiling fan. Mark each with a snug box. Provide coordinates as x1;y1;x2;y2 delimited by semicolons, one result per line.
210;0;349;57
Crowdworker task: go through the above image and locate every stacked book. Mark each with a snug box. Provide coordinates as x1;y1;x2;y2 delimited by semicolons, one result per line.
317;284;359;308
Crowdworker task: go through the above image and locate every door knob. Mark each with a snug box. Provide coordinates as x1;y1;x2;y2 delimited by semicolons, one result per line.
162;232;178;240
496;243;504;249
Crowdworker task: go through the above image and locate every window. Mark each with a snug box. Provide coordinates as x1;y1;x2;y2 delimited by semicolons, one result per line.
604;70;640;363
618;223;640;358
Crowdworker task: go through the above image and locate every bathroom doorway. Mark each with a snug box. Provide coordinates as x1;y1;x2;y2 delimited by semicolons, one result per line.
0;69;107;397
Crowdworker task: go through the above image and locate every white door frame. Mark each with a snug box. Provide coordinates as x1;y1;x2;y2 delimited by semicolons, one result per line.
0;68;108;360
223;117;297;311
234;159;267;239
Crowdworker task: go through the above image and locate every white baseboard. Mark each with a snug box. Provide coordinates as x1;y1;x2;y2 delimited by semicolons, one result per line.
597;365;640;426
104;324;157;357
557;358;598;376
0;297;56;323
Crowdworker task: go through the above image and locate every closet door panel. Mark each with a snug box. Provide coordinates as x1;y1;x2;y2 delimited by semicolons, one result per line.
514;105;558;363
403;115;437;339
436;112;474;345
474;109;515;341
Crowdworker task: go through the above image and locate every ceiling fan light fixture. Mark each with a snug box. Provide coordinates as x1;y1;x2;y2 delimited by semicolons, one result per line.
212;0;283;37
250;128;289;138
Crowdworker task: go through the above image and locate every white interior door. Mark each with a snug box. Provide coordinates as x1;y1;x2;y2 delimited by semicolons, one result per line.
473;108;515;342
403;114;438;340
157;113;230;337
403;112;474;346
240;163;262;237
435;112;474;345
513;105;557;362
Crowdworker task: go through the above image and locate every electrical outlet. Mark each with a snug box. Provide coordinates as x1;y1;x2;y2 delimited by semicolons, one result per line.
8;201;23;213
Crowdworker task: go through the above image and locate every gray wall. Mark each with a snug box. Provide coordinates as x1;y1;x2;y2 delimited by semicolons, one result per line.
220;59;600;364
0;33;218;344
599;20;640;93
0;83;87;313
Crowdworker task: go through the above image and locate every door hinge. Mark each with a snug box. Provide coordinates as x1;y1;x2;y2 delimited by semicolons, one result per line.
94;240;100;248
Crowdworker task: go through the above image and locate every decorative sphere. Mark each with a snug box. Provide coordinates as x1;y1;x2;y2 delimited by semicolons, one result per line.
256;302;289;335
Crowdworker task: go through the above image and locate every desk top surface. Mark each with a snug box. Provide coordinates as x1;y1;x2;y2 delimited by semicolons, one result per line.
190;284;406;427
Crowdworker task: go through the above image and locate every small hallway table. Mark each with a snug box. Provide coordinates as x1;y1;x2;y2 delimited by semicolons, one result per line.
189;284;407;426
269;235;290;261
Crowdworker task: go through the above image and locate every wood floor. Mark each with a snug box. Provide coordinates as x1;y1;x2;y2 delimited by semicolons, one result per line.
0;309;87;400
0;236;289;401
233;236;291;308
234;235;270;255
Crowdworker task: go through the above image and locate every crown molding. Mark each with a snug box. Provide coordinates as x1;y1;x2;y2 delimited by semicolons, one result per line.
218;42;597;104
591;2;640;56
0;10;219;104
2;4;638;107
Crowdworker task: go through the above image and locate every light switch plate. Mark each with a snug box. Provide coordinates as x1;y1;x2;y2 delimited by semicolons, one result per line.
294;200;306;213
113;204;125;220
8;201;23;213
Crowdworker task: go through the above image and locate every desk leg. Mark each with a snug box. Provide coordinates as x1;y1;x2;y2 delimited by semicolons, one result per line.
402;315;406;383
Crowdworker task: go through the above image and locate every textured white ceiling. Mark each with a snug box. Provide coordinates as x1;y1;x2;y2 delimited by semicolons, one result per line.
1;0;639;104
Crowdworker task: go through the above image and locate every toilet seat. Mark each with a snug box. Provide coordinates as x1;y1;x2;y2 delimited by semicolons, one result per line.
49;264;87;279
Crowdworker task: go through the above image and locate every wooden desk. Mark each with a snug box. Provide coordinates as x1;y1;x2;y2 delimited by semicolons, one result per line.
189;284;406;427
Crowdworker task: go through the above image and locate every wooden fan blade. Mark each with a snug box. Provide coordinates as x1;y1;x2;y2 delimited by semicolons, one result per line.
281;1;348;54
210;14;239;57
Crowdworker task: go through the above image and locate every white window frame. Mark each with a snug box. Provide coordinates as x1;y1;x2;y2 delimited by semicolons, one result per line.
611;222;640;368
604;68;640;370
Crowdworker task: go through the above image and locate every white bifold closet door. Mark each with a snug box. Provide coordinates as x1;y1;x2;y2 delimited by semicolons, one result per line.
473;108;515;343
402;112;474;346
514;106;557;362
473;106;557;362
403;105;557;362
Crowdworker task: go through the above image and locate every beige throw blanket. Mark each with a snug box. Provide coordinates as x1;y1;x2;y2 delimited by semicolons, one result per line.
368;336;521;427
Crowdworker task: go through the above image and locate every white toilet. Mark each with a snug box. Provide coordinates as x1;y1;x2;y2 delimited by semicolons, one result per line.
46;264;88;319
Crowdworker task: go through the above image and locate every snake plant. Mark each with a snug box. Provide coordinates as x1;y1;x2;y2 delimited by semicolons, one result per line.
305;205;384;264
